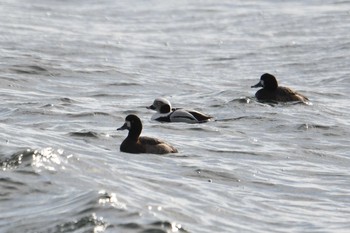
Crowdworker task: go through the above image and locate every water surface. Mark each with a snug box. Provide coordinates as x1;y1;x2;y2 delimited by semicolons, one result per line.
1;0;350;232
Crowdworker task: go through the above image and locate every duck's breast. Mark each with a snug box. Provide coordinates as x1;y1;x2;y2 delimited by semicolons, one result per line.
120;138;146;153
255;89;277;101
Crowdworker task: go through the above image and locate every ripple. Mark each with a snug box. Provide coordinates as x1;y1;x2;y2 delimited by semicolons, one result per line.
228;97;252;104
119;221;188;233
9;65;49;75
67;112;112;118
69;131;100;138
1;148;71;172
298;123;333;130
193;168;240;183
52;214;107;233
216;116;265;122
1;149;36;170
60;97;76;103
98;190;127;210
108;82;141;87
0;177;27;199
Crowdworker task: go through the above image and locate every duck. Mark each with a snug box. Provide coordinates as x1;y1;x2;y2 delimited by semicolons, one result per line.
117;114;178;154
147;97;213;123
251;73;309;103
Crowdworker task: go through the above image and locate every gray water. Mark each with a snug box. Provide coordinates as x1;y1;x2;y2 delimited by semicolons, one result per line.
1;0;350;232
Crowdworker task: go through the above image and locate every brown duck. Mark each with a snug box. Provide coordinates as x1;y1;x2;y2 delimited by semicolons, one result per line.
117;114;178;154
251;73;309;103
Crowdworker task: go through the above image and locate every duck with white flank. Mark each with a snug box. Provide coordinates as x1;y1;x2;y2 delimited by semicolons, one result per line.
251;73;309;103
117;114;178;154
147;97;213;123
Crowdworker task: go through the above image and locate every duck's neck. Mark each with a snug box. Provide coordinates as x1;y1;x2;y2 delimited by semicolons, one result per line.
266;79;278;90
127;123;142;141
160;104;171;114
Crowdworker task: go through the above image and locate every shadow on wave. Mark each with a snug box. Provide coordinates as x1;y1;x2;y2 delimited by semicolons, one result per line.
119;220;189;233
297;123;347;136
9;65;50;75
249;98;312;106
69;131;100;138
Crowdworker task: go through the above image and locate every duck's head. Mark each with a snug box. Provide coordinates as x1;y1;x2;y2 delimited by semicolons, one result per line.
117;114;143;137
251;73;278;90
147;97;172;113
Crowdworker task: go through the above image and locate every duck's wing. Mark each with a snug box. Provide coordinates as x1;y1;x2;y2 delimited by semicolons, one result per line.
169;109;211;123
187;109;213;122
139;136;163;145
139;136;178;154
277;86;309;102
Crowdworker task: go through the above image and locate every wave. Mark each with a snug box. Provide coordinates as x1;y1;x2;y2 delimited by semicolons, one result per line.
1;148;70;172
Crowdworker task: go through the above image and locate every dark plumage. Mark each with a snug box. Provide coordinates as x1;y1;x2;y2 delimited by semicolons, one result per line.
251;73;309;103
117;114;178;154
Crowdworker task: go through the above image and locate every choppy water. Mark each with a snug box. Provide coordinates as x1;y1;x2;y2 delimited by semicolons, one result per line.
1;0;350;232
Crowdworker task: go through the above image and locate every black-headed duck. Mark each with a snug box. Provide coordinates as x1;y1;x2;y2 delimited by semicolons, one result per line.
251;73;309;103
147;97;213;123
117;114;178;154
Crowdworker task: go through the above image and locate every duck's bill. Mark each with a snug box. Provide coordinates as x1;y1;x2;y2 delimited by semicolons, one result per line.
146;105;156;110
117;123;128;131
251;82;263;88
